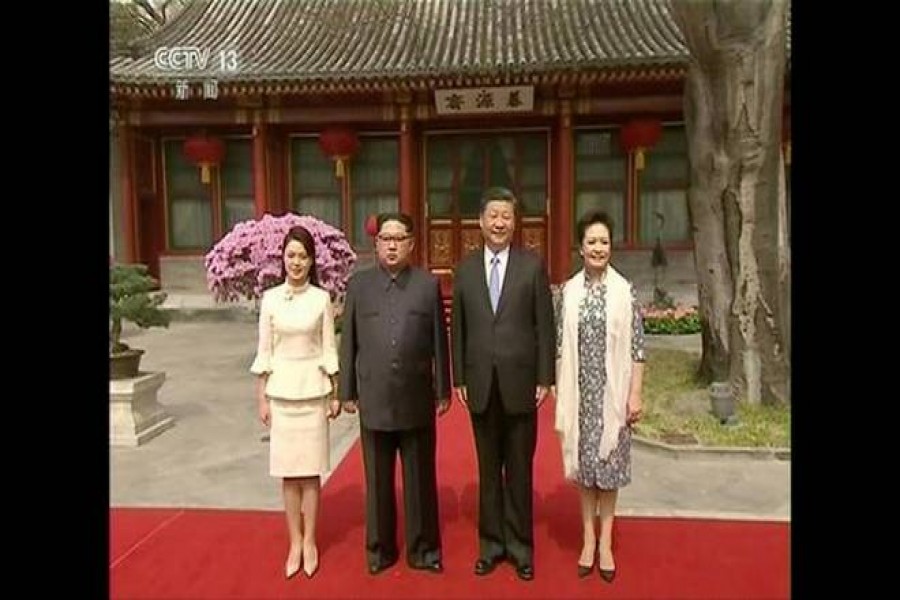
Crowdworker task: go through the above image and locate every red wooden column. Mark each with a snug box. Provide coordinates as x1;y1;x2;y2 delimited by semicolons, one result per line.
269;134;287;215
118;122;138;263
550;100;574;283
253;120;269;218
398;104;420;263
627;152;639;245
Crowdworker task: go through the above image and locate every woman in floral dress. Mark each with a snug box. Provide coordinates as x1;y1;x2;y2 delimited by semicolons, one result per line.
554;210;646;582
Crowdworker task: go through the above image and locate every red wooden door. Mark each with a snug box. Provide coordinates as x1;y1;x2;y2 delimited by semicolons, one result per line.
134;134;162;282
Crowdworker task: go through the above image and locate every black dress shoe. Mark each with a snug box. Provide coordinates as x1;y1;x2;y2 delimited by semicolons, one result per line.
368;556;398;575
516;564;534;581
577;563;593;578
473;556;503;576
410;560;443;574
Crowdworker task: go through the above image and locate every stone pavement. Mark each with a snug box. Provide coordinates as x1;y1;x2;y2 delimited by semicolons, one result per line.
110;318;789;522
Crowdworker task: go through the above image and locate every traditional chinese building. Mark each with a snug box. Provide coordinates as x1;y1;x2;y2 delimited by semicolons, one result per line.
109;0;791;302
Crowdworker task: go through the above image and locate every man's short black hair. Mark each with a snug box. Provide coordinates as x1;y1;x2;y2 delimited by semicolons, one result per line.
479;187;518;215
377;212;414;235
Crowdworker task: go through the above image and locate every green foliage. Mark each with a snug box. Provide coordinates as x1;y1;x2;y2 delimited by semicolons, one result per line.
110;263;170;353
643;300;701;334
643;310;701;335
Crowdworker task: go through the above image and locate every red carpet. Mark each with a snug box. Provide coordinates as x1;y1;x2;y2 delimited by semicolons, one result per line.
111;404;789;599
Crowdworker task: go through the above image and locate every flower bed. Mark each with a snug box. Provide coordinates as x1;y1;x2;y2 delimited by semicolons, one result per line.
641;305;701;335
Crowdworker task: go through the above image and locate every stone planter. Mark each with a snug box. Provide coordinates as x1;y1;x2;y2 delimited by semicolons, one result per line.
709;381;736;424
110;348;144;380
110;371;174;446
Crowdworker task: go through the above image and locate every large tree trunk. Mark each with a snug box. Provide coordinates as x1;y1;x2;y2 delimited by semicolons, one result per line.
671;0;790;405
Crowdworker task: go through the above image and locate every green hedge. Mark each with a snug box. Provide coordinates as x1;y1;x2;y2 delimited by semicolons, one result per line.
643;312;701;335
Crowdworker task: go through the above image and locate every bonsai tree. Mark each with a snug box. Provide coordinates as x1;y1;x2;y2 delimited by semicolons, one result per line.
110;263;170;355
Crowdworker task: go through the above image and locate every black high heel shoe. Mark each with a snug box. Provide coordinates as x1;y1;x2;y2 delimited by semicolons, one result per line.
577;543;596;578
597;549;616;582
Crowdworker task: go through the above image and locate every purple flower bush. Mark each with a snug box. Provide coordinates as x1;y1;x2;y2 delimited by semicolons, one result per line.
205;213;357;305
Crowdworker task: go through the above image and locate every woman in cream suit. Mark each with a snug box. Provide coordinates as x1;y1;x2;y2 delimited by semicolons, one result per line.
250;225;341;579
554;210;645;583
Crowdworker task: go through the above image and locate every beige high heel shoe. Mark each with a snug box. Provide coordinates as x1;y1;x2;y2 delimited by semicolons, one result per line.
302;546;319;578
285;548;302;580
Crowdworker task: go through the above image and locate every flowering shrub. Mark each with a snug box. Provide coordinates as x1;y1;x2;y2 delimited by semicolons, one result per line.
642;305;701;335
205;213;357;305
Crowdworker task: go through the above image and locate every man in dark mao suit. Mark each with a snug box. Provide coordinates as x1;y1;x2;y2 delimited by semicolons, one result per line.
339;212;451;576
451;187;555;582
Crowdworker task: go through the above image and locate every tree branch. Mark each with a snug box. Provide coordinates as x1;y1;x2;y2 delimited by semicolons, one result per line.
132;0;166;26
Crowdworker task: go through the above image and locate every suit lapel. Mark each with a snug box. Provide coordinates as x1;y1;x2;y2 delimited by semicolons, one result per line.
475;250;494;317
494;248;519;319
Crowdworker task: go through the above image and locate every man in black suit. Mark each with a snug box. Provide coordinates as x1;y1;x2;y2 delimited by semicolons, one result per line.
451;187;555;581
339;212;451;576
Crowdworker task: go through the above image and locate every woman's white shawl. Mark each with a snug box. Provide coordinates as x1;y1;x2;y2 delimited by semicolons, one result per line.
554;267;634;481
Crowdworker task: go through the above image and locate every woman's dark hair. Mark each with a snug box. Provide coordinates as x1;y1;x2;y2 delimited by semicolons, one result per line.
576;209;614;245
280;225;319;286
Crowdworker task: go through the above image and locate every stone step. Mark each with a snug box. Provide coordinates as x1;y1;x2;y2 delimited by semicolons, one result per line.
160;293;257;323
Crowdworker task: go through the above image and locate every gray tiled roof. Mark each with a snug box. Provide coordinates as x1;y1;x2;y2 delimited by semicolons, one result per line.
111;0;790;88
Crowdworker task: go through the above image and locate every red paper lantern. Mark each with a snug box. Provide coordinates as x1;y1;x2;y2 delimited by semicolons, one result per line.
620;118;663;170
364;214;379;238
183;134;226;184
318;126;360;178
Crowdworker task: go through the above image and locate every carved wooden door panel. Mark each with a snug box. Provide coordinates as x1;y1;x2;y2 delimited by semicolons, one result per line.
423;131;549;299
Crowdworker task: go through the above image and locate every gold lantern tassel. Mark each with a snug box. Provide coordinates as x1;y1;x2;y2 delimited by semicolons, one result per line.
335;157;346;179
635;148;646;171
200;163;211;184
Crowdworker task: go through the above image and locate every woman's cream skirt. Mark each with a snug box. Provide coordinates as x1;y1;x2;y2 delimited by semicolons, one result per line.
269;396;330;478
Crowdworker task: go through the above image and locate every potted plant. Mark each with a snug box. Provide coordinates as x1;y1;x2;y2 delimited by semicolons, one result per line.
110;263;171;380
